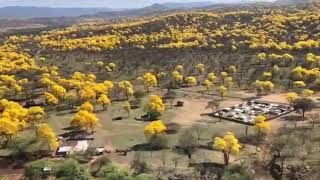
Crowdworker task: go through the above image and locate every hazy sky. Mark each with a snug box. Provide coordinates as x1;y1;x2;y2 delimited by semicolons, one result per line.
0;0;275;8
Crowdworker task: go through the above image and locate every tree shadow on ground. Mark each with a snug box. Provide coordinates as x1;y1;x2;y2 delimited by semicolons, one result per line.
58;129;93;140
238;135;263;146
166;122;181;135
130;143;168;151
281;115;304;122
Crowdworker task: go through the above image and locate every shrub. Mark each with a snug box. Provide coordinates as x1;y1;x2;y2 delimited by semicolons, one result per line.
90;155;111;176
177;129;198;159
53;159;91;180
148;134;168;150
131;153;149;175
134;173;156;180
24;159;51;180
222;164;253;180
98;164;132;180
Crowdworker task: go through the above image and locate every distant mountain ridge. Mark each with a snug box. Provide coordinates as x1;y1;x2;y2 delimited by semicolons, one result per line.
0;6;113;18
94;1;230;19
274;0;319;5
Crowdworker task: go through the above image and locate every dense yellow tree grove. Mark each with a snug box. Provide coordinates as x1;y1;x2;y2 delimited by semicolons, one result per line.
7;6;320;55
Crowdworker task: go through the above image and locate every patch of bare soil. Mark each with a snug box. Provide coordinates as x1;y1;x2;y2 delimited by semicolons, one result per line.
258;93;288;104
171;97;211;125
171;97;243;126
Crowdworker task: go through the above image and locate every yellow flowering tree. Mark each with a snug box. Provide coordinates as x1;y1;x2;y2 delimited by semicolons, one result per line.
227;65;237;75
97;94;111;110
144;95;165;114
142;73;157;92
0;117;19;146
175;65;184;73
217;85;227;100
285;92;298;105
144;120;167;138
119;81;134;99
203;79;213;92
80;102;94;112
71;110;100;133
302;89;314;97
185;76;197;86
255;115;270;138
37;123;59;150
44;92;59;106
257;53;266;60
196;63;205;74
208;72;217;83
213;132;241;165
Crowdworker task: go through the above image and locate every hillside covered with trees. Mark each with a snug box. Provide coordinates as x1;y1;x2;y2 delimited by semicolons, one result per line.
0;1;320;180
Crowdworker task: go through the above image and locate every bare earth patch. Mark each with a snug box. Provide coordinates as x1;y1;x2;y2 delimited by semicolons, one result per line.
257;93;287;103
171;97;243;125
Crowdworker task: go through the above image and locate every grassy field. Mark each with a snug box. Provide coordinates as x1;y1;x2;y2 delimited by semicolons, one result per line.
40;93;259;170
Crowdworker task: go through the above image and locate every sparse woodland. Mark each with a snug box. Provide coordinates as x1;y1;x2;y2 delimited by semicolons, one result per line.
0;1;320;180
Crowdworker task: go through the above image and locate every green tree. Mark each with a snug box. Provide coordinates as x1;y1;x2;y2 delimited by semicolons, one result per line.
98;164;132;180
24;159;52;180
293;98;315;118
53;159;91;180
133;90;146;103
177;129;198;160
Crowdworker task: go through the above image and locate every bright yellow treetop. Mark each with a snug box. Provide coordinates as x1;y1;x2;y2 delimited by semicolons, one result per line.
144;120;167;137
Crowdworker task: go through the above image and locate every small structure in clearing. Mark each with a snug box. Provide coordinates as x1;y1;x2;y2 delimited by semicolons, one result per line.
56;140;89;157
210;101;294;125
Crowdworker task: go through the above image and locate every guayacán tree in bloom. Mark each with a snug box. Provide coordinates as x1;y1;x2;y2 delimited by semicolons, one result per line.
0;117;19;146
213;132;241;165
118;80;134;99
71;109;100;133
208;72;217;83
196;63;205;74
144;95;165;114
97;94;111;110
217;85;228;100
203;79;213;91
302;89;314;97
142;73;157;92
255;115;270;138
44;92;59;106
37;123;59;150
285;92;298;106
171;71;184;85
144;120;167;138
175;65;184;73
185;76;197;86
227;65;237;75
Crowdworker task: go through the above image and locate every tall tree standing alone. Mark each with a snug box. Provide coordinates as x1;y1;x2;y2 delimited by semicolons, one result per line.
213;132;241;165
